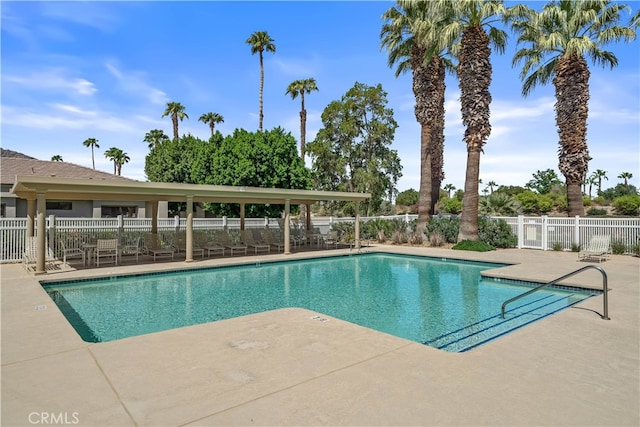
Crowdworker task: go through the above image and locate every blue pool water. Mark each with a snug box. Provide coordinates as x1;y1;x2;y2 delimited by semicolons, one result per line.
43;253;597;352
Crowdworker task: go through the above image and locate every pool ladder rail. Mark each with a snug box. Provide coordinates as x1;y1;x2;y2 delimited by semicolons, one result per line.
501;265;609;320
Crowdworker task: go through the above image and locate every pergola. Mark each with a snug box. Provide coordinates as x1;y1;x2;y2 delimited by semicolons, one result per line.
11;176;371;275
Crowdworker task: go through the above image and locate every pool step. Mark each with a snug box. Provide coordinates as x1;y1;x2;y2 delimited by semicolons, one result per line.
424;293;590;352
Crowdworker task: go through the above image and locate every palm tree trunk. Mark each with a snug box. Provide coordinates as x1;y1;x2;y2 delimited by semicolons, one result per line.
555;53;589;217
172;114;179;140
430;58;446;215
458;147;482;241
300;93;306;158
418;123;433;232
210;123;214;137
259;52;264;131
91;147;95;170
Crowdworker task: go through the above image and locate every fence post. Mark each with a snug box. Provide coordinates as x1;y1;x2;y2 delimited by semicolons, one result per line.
574;216;580;247
48;215;56;252
264;217;268;228
517;215;524;249
174;215;180;233
222;216;228;231
541;215;548;250
117;215;124;242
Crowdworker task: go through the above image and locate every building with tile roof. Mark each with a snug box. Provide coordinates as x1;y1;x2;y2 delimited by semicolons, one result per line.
0;153;157;218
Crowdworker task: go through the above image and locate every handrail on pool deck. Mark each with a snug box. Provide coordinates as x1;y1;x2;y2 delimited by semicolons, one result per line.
501;265;609;320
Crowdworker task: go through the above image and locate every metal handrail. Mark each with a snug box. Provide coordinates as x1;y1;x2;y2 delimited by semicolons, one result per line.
501;265;609;320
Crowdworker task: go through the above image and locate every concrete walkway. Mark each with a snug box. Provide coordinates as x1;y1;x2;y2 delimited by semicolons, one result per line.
2;247;638;426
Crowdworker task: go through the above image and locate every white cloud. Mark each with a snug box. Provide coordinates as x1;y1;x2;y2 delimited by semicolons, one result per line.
104;61;169;106
3;68;98;96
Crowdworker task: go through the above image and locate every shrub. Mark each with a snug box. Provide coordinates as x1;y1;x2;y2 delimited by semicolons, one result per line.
377;229;386;243
407;231;424;246
552;242;564;251
478;218;517;248
631;244;640;257
440;198;462;215
586;207;608;216
583;197;592;207
426;217;460;243
429;232;446;247
452;240;495;252
391;230;407;245
571;243;581;252
610;239;627;255
612;195;640;216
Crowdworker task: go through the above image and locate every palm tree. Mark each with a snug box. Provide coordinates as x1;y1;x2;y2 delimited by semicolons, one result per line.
82;138;100;169
114;150;130;176
104;147;120;174
162;102;189;140
198;112;225;138
486;180;498;194
50;155;63;162
144;129;170;149
436;0;508;242
510;0;637;216
381;0;452;231
591;169;608;195
286;78;319;158
443;183;456;198
246;31;276;131
618;171;633;186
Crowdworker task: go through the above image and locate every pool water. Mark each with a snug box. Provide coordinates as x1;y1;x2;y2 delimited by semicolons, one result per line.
43;253;597;352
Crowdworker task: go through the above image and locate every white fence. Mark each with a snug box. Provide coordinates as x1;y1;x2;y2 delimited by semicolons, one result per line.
1;214;638;263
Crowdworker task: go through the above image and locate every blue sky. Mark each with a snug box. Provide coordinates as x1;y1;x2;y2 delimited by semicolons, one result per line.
2;1;639;194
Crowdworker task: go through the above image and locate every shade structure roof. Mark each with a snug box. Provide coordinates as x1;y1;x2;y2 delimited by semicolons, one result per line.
10;176;371;206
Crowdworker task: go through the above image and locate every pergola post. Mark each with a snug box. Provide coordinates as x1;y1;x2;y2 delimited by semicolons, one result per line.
35;192;46;275
185;195;193;263
26;198;35;238
240;203;245;230
305;203;311;233
151;202;158;235
284;199;291;255
354;200;361;249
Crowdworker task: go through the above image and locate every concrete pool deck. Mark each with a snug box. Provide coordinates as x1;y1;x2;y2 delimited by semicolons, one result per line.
2;246;638;426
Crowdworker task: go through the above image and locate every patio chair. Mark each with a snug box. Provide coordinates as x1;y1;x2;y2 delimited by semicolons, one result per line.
22;236;57;271
143;233;175;261
241;230;271;254
578;235;612;263
195;231;225;257
215;230;248;256
95;238;119;267
172;231;204;258
322;230;340;249
119;236;142;263
60;238;85;268
260;229;285;252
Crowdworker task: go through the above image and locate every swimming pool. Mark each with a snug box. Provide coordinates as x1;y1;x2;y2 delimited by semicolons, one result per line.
43;253;597;352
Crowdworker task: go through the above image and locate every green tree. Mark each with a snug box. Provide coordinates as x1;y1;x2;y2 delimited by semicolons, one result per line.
600;183;638;201
285;78;319;158
246;31;276;132
162;102;189;140
381;0;451;230
525;169;562;194
436;0;508;242
591;169;608;195
479;192;520;216
145;135;204;184
443;183;456;198
306;82;402;216
104;147;121;175
618;171;633;186
510;0;637;216
198;112;224;138
82;137;99;169
50;155;63;162
396;188;419;207
144;129;170;149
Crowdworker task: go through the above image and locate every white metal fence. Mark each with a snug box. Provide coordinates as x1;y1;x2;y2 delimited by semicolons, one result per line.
1;214;638;263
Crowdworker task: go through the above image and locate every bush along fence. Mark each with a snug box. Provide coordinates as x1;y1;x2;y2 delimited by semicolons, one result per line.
0;214;638;263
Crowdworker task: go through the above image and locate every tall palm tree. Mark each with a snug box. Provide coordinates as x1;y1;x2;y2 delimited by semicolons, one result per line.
162;102;189;140
286;78;319;158
50;155;63;162
143;129;170;149
510;0;637;216
443;183;456;198
104;147;120;174
381;0;452;231
246;31;276;131
198;112;225;138
436;0;508;242
114;150;130;176
618;171;633;186
486;180;498;194
591;169;608;195
82;138;100;169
